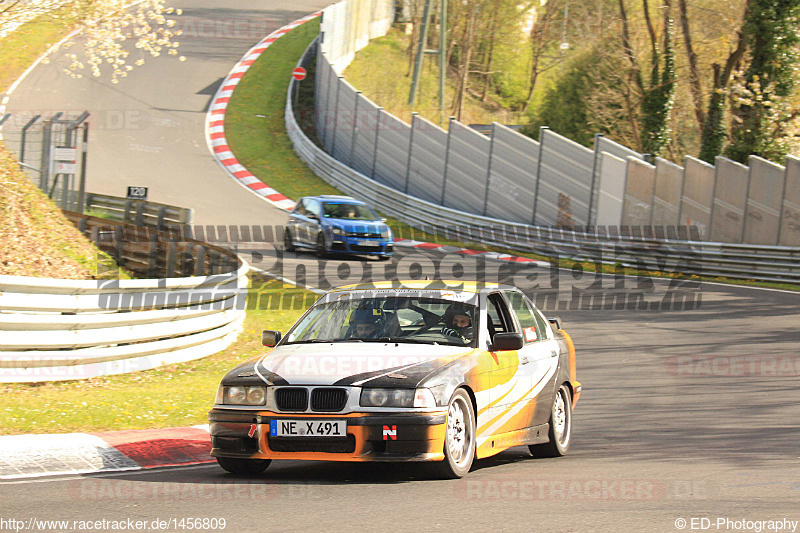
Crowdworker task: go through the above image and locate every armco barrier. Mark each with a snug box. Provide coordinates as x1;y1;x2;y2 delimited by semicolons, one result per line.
0;215;247;383
287;40;800;285
314;0;800;248
85;193;194;228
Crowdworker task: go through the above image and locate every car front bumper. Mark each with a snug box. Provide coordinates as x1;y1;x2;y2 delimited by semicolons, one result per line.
208;408;447;462
330;238;394;256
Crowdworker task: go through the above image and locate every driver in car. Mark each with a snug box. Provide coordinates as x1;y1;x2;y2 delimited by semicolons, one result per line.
349;308;386;339
441;303;474;342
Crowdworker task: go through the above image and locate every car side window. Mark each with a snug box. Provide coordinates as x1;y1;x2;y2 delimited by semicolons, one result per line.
487;293;515;340
506;291;540;343
533;309;549;340
294;199;308;216
307;199;322;219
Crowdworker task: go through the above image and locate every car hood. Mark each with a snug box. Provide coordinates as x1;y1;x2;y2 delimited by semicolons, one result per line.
326;219;385;232
253;343;474;387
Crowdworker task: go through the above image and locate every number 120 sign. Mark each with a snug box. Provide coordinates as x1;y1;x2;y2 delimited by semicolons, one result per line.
127;186;148;200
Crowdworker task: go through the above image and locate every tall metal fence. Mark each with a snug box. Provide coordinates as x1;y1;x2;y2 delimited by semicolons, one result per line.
313;0;800;248
0;112;89;212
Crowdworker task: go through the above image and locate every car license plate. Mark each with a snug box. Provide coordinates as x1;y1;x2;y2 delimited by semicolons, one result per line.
357;240;378;247
270;419;346;437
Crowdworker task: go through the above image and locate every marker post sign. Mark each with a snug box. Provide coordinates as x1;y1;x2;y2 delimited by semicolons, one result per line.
127;186;148;200
292;67;307;81
292;67;307;102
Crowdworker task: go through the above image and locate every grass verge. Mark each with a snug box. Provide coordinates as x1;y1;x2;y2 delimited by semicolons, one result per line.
0;5;80;93
0;278;316;435
343;29;516;127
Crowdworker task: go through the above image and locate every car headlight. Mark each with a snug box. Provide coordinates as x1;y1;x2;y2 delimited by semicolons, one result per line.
331;227;344;236
380;226;392;239
360;388;433;408
222;385;267;405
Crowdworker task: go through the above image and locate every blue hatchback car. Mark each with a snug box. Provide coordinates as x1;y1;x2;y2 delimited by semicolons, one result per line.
284;195;394;259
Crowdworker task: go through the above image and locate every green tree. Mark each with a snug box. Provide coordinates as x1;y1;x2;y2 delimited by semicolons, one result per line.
724;0;800;163
618;0;676;156
521;47;596;147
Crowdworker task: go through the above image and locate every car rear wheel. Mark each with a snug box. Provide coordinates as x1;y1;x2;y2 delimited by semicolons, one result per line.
283;229;295;252
530;384;572;457
433;388;475;479
216;457;271;475
316;233;329;258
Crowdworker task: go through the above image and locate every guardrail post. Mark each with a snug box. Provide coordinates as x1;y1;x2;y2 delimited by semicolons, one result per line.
135;201;145;226
404;112;418;193
532;126;548;225
588;132;604;226
371;107;382;179
440;117;454;206
166;241;177;278
195;246;207;276
147;231;158;278
156;206;167;230
330;76;343;156
482;123;497;216
350;91;360;167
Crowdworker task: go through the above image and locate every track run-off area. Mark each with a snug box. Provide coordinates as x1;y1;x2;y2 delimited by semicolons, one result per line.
2;0;800;531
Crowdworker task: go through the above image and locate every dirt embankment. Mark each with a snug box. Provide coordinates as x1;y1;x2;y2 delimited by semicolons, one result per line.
0;142;102;279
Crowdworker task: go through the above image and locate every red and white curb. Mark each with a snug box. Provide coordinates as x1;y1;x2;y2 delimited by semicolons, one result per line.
394;239;549;265
0;425;213;480
201;11;548;268
204;12;321;212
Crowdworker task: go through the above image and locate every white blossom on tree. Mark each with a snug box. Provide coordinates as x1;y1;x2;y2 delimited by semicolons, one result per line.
1;0;185;83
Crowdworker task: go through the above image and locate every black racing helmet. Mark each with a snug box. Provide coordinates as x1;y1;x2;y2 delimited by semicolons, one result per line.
444;303;473;327
351;307;385;325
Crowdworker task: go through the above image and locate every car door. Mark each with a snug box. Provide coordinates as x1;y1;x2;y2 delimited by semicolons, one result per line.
304;198;323;245
288;198;309;245
505;290;560;428
529;305;561;426
477;292;529;435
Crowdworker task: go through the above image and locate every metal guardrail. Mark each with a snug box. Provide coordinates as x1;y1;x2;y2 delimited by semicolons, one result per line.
286;41;800;286
65;212;233;279
85;193;194;228
0;214;246;383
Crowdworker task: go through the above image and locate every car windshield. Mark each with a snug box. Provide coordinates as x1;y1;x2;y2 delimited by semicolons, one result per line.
322;202;380;221
284;296;478;347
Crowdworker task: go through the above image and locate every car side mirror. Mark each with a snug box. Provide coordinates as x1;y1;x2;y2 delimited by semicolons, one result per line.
261;330;281;347
547;317;562;330
492;332;523;351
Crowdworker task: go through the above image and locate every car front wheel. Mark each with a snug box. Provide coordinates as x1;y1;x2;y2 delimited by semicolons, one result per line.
284;229;295;252
530;384;572;457
316;233;329;258
433;388;475;478
216;457;271;475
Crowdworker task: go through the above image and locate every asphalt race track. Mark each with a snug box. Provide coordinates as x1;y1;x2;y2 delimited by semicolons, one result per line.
3;0;800;531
